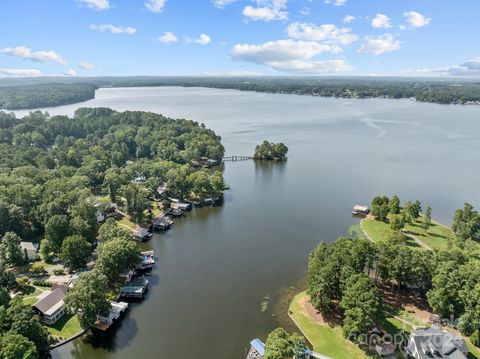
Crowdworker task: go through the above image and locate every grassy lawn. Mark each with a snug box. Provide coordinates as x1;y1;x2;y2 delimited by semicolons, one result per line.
289;292;371;359
466;340;480;359
118;216;136;230
361;219;420;249
349;224;367;241
403;217;454;251
46;314;82;339
380;315;412;336
22;285;46;306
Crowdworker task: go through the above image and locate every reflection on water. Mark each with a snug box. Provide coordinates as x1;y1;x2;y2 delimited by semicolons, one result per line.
40;87;480;359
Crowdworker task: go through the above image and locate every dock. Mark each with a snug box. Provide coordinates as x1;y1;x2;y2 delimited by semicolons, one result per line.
223;155;252;162
153;216;174;230
94;301;129;331
118;285;147;299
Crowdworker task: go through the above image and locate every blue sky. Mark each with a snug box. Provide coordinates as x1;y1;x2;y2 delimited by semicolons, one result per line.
0;0;479;77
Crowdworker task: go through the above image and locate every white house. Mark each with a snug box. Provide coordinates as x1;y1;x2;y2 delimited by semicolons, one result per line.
20;242;39;261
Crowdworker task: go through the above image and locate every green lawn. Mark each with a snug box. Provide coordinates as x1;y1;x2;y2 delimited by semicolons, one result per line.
380;315;412;336
466;339;480;359
289;292;371;359
46;314;82;339
403;217;454;251
118;216;136;230
361;220;421;249
22;285;46;306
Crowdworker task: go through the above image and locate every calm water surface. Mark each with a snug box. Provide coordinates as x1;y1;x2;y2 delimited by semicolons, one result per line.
14;87;480;359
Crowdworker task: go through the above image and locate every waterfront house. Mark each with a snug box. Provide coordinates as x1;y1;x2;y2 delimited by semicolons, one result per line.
156;184;168;199
352;205;370;216
20;241;39;261
94;301;128;331
406;326;468;359
33;286;68;324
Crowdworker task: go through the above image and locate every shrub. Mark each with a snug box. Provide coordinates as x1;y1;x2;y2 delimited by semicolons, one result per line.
16;276;30;290
31;280;52;288
30;262;47;276
53;269;65;276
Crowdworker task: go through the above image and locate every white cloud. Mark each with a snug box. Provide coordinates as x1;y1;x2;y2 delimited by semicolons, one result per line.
186;34;212;45
0;68;43;77
63;69;78;76
231;39;351;74
204;70;263;76
232;39;339;62
286;22;357;46
145;0;166;13
300;7;310;16
243;0;288;21
358;34;400;55
371;13;392;29
403;11;431;28
90;24;137;34
266;59;351;73
343;15;355;24
408;58;480;77
0;46;66;65
212;0;238;8
158;32;178;43
324;0;347;7
78;0;110;10
79;61;95;70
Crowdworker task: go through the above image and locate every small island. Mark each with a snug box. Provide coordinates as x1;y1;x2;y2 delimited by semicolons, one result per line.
253;140;288;161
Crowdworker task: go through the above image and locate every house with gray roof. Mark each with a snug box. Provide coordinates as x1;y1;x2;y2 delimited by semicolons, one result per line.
33;286;68;324
406;326;468;359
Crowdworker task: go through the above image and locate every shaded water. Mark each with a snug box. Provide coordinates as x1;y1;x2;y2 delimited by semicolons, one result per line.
13;87;480;359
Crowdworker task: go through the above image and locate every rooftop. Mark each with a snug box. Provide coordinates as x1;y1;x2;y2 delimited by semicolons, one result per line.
34;288;66;315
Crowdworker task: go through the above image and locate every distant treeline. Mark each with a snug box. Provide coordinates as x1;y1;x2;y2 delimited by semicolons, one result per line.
152;77;480;105
2;77;480;109
0;83;97;110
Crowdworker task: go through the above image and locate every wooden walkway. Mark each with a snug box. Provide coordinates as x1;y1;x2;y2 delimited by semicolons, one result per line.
223;155;252;161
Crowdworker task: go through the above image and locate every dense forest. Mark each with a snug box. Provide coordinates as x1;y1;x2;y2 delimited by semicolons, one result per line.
0;83;97;110
1;77;480;110
0;108;225;356
0;107;225;241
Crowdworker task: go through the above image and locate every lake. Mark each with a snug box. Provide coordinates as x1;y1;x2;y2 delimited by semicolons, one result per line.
13;86;480;358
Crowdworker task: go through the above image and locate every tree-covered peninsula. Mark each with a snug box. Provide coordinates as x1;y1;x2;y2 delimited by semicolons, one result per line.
254;140;288;160
0;83;97;110
0;108;226;355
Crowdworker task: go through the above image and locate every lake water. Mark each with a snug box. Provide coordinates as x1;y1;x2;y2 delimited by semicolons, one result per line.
13;87;480;359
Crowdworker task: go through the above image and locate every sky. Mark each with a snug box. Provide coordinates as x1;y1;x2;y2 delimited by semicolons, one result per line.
0;0;479;78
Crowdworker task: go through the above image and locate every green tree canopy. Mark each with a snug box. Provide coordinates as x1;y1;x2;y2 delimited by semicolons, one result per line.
264;328;308;359
0;333;38;359
65;269;110;329
60;235;92;272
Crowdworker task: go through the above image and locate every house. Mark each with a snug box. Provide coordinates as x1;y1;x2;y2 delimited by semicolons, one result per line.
33;286;68;324
20;242;39;261
94;301;128;331
406;326;469;359
156;184;168;199
96;210;106;223
352;205;370;216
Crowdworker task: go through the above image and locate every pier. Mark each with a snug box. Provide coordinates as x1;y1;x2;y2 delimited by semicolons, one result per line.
223;155;252;161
